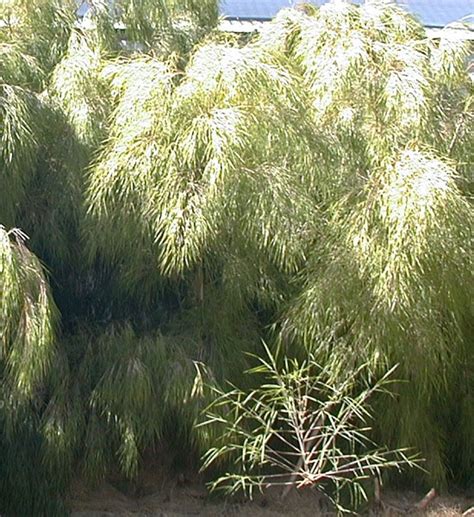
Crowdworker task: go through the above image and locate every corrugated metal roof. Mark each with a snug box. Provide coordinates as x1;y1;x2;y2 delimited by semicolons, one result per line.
76;1;89;18
220;0;473;28
221;0;297;20
398;0;473;28
76;1;474;30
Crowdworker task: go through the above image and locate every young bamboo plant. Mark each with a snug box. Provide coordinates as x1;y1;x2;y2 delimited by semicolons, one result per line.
200;345;420;514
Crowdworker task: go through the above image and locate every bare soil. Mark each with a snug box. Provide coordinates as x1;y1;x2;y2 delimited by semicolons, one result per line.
69;468;474;517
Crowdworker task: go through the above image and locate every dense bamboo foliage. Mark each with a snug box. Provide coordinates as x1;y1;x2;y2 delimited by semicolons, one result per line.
0;0;472;513
0;226;57;400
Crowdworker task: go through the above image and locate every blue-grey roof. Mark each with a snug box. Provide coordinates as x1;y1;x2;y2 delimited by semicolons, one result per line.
220;1;358;20
221;0;299;20
76;1;89;18
76;1;474;30
399;0;473;28
221;0;473;28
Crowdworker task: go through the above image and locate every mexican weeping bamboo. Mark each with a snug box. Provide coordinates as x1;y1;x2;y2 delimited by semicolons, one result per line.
0;0;472;513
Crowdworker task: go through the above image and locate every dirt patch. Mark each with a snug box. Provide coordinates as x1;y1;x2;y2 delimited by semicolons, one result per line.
69;473;331;516
69;468;473;516
378;490;473;516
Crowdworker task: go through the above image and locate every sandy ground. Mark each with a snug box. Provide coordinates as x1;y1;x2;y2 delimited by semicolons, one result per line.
69;471;474;517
